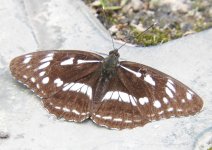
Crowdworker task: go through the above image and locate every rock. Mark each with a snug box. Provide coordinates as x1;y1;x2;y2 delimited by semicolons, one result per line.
109;25;118;34
130;23;145;32
131;0;144;12
209;8;212;17
150;0;190;13
123;0;144;13
0;131;9;139
180;22;193;32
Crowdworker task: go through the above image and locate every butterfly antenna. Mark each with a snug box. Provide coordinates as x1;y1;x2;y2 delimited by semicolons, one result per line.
117;22;157;50
134;22;157;40
102;7;116;50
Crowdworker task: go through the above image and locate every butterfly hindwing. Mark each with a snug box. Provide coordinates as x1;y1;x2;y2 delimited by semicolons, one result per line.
91;73;150;129
10;50;103;122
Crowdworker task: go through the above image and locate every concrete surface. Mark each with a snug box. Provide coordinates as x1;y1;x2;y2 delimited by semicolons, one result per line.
0;0;211;150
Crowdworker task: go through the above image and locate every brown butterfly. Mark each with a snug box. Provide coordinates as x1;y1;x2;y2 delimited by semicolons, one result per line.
10;49;203;129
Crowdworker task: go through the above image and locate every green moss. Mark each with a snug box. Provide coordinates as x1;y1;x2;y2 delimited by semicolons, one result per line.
194;19;212;32
130;26;184;46
100;0;123;10
106;14;119;25
208;147;212;150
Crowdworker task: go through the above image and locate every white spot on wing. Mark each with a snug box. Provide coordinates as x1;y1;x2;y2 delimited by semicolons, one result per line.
63;107;70;112
95;114;101;118
103;91;137;106
103;91;113;100
163;97;169;104
129;95;137;106
167;81;176;92
181;99;186;103
36;84;40;89
186;92;192;100
153;100;161;108
69;83;84;92
144;74;155;86
158;111;164;114
47;53;54;57
23;57;31;64
42;77;49;84
102;116;112;120
26;65;31;69
125;120;132;123
54;78;63;87
177;109;183;112
137;72;142;77
23;75;28;79
77;59;101;64
139;97;149;105
72;109;80;115
30;77;35;83
87;86;92;99
55;106;61;110
120;65;142;77
81;112;89;115
63;83;74;91
62;82;92;99
60;58;74;65
114;118;122;122
165;87;174;98
111;91;119;100
40;56;53;63
168;79;174;84
39;71;45;77
119;91;131;103
38;62;50;69
167;107;174;112
80;85;88;94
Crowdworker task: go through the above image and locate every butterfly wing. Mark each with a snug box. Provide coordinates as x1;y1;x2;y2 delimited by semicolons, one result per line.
10;50;103;122
91;61;203;129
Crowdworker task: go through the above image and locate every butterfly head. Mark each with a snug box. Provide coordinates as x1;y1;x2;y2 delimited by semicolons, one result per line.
109;49;120;58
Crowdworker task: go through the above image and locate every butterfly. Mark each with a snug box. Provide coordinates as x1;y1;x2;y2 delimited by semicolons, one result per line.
10;49;203;129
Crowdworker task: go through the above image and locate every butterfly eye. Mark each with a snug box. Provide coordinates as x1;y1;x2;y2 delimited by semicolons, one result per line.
10;50;203;129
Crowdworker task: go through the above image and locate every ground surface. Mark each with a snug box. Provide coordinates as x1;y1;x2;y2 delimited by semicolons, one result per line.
84;0;212;46
0;0;212;150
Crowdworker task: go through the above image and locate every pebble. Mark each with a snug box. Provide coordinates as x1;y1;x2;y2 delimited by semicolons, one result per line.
109;25;118;34
131;0;144;12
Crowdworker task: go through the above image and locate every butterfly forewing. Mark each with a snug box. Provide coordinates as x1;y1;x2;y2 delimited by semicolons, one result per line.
10;50;103;122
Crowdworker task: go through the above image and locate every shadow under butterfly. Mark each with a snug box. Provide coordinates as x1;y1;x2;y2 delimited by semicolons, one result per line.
10;48;203;129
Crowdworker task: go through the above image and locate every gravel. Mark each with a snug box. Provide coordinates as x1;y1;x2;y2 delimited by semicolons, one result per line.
84;0;212;46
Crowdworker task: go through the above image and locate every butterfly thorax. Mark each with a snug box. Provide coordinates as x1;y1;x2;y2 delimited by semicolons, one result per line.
101;49;120;79
92;50;120;104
